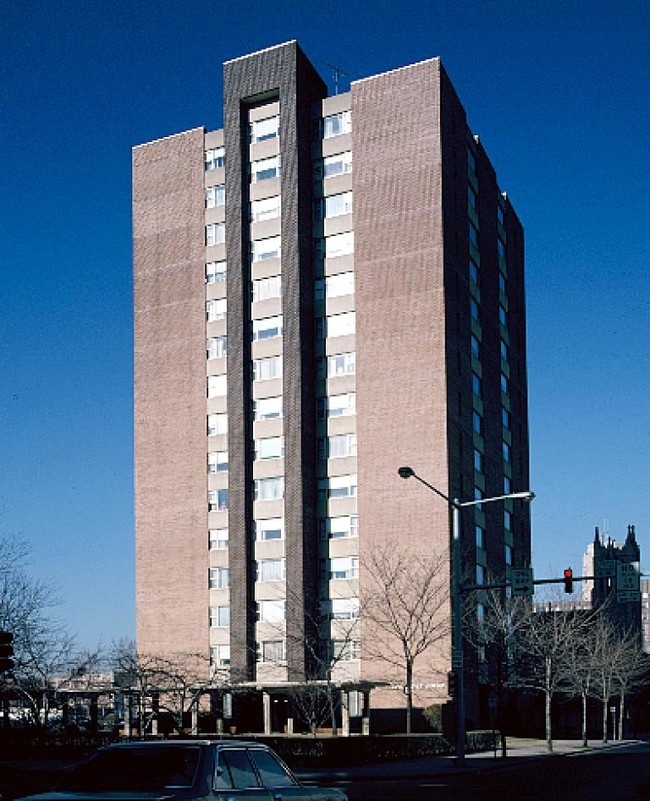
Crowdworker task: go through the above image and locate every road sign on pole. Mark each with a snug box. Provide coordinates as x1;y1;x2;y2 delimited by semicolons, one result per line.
509;567;534;597
616;561;640;603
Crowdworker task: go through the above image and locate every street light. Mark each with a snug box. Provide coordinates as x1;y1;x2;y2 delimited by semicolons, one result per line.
398;466;534;765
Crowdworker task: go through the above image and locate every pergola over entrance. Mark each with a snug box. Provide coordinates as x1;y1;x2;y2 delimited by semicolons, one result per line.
234;680;386;736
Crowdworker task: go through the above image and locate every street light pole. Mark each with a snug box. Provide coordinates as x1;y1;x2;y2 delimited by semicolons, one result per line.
397;466;534;765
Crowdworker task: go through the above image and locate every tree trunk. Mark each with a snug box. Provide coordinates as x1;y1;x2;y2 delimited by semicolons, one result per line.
581;690;588;747
545;657;553;752
405;659;413;734
619;693;625;741
602;695;608;743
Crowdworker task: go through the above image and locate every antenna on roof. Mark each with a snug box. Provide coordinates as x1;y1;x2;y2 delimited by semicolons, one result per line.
321;61;350;95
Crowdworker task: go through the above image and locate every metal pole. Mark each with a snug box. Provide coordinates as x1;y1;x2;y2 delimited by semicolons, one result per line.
452;502;466;765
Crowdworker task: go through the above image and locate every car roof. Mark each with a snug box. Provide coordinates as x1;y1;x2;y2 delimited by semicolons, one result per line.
104;739;266;749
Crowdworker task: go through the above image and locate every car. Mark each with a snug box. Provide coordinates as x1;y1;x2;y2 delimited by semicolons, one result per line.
17;739;347;801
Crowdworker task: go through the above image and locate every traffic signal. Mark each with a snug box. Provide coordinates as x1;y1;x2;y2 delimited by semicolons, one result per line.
0;631;14;673
447;670;458;698
563;568;574;594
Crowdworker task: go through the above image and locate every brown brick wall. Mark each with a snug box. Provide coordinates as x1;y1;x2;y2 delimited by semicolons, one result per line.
352;61;453;693
133;128;208;663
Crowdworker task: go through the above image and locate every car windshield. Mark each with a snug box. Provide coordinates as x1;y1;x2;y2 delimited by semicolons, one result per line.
58;746;200;792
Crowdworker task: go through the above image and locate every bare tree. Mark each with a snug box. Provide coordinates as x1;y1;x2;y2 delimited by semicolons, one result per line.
0;535;76;729
361;546;449;733
514;602;596;752
111;641;217;735
464;585;532;755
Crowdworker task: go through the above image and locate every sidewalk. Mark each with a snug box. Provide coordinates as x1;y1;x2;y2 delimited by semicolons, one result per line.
296;738;634;782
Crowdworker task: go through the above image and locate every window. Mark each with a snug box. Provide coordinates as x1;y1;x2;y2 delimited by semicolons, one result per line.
322;151;352;178
469;222;479;247
504;476;512;494
327;352;355;376
257;558;285;582
323;110;352;138
211;644;230;667
330;556;359;579
250;115;279;143
258;600;285;622
205;184;225;208
504;510;512;531
327;312;355;338
468;186;477;210
251;155;280;183
206;223;225;246
255;517;283;540
505;543;513;565
325;272;354;298
252;275;281;302
326;515;358;539
467;149;476;175
327;474;357;499
501;373;509;395
255;436;283;460
207;413;228;436
208;451;228;473
474;449;484;473
502;442;511;463
260;640;286;663
332;640;361;661
328;433;357;458
318;392;356;419
252;236;281;262
216;749;258;791
207;336;228;360
209;528;229;550
472;372;482;399
325;231;354;259
209;567;229;589
255;476;284;501
251;196;280;223
330;598;359;620
500;340;508;362
499;305;508;327
253;316;283;341
473;411;482;435
470;298;479;321
471;334;480;359
254;396;282;420
205;147;224;171
476;564;485;585
207;298;227;321
208;374;227;397
323;191;353;218
253;356;282;381
469;259;479;285
499;272;507;294
210;605;230;627
502;408;511;430
206;260;227;283
475;525;485;550
208;488;229;511
498;238;506;261
497;203;505;226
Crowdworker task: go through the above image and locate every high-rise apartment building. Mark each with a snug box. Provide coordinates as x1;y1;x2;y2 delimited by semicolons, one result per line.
133;41;531;732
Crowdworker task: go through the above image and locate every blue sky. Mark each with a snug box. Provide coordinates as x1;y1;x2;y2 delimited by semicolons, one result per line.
1;0;648;649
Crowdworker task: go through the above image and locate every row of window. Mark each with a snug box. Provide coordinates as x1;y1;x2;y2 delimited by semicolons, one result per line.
209;474;358;506
207;514;358;551
210;597;359;629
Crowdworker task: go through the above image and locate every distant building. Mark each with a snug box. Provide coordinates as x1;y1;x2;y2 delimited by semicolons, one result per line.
582;525;641;639
132;41;531;732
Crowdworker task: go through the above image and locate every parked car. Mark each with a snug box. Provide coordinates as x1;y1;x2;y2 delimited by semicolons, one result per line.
17;739;347;801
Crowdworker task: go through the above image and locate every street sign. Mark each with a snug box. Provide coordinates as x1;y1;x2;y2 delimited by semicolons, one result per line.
616;561;640;603
509;567;534;597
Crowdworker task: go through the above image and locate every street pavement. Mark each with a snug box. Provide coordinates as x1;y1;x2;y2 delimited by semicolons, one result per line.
296;737;636;782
